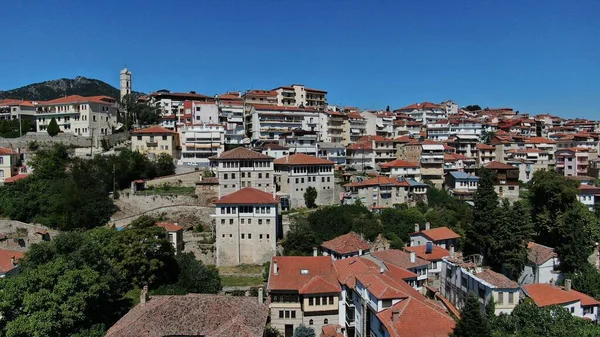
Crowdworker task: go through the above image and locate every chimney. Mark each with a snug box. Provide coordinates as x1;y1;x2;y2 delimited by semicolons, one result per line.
379;267;385;274
414;223;420;232
410;251;416;263
392;309;400;322
140;285;149;304
313;247;318;257
425;222;430;230
565;279;572;292
273;261;279;275
10;256;16;266
258;287;264;304
450;246;455;258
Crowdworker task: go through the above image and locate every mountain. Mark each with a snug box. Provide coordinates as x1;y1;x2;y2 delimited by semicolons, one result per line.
0;76;139;101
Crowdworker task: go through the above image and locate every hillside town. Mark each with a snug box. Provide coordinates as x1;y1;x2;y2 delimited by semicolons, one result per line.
1;68;600;337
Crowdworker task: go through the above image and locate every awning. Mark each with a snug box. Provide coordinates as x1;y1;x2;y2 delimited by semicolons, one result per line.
351;128;360;134
376;123;384;128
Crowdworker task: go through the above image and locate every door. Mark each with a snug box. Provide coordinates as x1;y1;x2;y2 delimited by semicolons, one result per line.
285;324;294;337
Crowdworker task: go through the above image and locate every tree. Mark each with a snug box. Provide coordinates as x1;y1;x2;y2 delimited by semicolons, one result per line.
555;203;599;273
567;264;600;300
47;117;60;136
305;205;380;242
264;325;283;337
465;168;498;262
452;293;491;337
129;215;157;229
464;105;482;111
282;217;320;256
386;105;390;112
153;252;221;294
156;153;176;177
304;186;318;208
293;325;316;337
481;131;496;144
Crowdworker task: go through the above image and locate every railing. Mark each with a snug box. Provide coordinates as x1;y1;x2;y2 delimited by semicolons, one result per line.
146;141;158;147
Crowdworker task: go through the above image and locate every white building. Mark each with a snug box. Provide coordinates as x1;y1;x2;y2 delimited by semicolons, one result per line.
519;242;561;285
179;124;225;167
156;222;184;254
379;159;421;180
395;102;448;126
371;250;429;290
214;187;278;266
150;90;213;127
361;111;395;138
523;282;600;321
248;104;320;141
578;184;600;211
409;225;460;251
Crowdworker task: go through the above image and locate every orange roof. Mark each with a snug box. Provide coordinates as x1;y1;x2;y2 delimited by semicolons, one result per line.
215;187;278;205
156;222;183;232
380;159;419;168
376;297;455;337
321;232;370;255
475;269;519;288
268;256;341;293
42;95;115;105
356;273;409;299
395;102;441;111
371;249;429;269
0;250;24;274
347;112;364;120
344;176;410;188
571;289;600;307
320;325;344;337
0;99;35;107
209;147;274;160
299;275;340;294
334;256;381;287
411;226;460;241
358;135;394;142
0;148;15;155
274;153;334;166
525;137;555;144
404;245;450;261
485;161;517;170
347;141;373;150
132;126;176;134
476;144;495;150
383;262;418;279
527;242;556;265
523;284;583;307
4;174;29;183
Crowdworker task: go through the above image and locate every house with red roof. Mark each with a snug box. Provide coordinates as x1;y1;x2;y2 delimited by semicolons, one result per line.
519;242;560;285
342;176;411;208
0;249;25;277
320;232;370;260
409;224;460;250
523;281;600;321
213;187;278;266
475;143;496;166
555;147;597;177
156;222;184;254
404;244;450;283
0;148;23;184
131;126;179;159
478;161;520;200
577;184;600;211
274;153;335;209
370;250;430;290
0;99;37;122
379;159;421;180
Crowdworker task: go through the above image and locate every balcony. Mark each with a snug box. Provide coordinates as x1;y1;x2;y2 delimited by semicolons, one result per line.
146;141;158;147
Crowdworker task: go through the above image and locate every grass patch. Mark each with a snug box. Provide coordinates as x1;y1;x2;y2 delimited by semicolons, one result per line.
218;264;263;275
221;275;264;287
136;186;195;196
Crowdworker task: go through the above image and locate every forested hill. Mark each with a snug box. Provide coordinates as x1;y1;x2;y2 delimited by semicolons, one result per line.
0;76;141;101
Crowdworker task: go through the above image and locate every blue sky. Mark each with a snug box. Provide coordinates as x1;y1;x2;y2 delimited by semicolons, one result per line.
1;0;599;118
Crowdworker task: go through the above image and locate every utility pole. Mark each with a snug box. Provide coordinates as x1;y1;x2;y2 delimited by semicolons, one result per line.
90;127;94;157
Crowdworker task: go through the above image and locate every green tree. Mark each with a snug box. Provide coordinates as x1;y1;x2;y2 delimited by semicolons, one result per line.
264;325;283;337
464;105;482;111
306;205;380;241
293;325;316;337
304;186;318;208
282;216;320;256
555;203;599;273
153;252;221;294
129;215;157;229
567;264;600;300
380;207;425;242
47;117;60;136
465;168;498;262
156;153;176;177
481;131;496;144
452;293;491;337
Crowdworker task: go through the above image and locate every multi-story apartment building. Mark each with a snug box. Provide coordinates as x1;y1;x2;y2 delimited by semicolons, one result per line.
243;90;278;105
273;153;335;208
280;130;318;156
215;92;247;145
426;119;450;140
0;148;22;184
214;187;278;266
317;143;346;166
444;171;479;200
248;105;320;140
362;111;395;138
182;100;219;126
347;112;367;143
342;176;411;208
267;256;341;337
555;147;597;177
319;110;347;144
441;256;520;315
480;161;520;200
395;102;447;126
131;126;179;159
150;90;213;127
448;118;483;138
208;147;275;198
379;159;420;180
443;153;477;174
35;95;117;137
0;99;37;121
420;141;445;187
178;124;224;166
475;144;496;166
355;136;395;167
273;85;328;110
447;135;479;158
346;141;375;170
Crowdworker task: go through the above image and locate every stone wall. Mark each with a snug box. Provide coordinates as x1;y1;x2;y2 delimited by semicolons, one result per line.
145;171;203;187
183;231;216;265
0;131;130;150
0;220;58;251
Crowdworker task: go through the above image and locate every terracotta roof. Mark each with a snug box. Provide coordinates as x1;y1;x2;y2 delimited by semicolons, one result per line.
334;256;381;287
579;184;600;193
215;187;278;205
299;275;340;294
0;250;24;274
525;137;555;144
411;227;460;241
320;324;344;337
344;176;410;188
347;112;364;119
376;297;455;337
321;232;370;255
383;262;418;279
571;289;600;307
380;159;419;168
244;90;277;97
4;174;29;183
209;147;274;160
105;294;268;337
475;269;519;288
251;104;318;112
371;249;429;269
0;148;16;155
346;142;373;150
156;222;183;232
273;153;334;165
395;102;442;111
42;95;115;105
0;99;35;107
484;161;517;170
356;273;409;299
358;135;394;142
476;144;495;150
527;242;556;265
404;245;450;261
268;256;341;293
132;126;176;134
523;284;582;307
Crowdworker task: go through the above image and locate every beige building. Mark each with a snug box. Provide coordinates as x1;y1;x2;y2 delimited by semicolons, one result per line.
273;153;335;209
347;111;367;143
273;85;328;110
209;147;275;198
343;176;410;208
0;148;22;184
214;187;278;266
156;222;184;254
131;126;179;159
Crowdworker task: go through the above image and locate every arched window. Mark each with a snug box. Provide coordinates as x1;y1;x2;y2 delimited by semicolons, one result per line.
324;319;329;325
309;319;314;325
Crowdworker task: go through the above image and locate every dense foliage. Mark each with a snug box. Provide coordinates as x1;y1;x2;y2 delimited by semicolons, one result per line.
119;94;161;128
304;186;318;208
452;292;491;337
293;325;316;337
0;144;176;230
0;119;35;138
47;117;60;136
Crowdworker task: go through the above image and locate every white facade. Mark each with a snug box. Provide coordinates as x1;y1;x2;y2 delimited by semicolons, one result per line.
120;68;132;99
179;125;225;167
249;105;320;140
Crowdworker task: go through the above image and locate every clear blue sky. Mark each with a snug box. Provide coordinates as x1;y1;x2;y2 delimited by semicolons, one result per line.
1;0;599;118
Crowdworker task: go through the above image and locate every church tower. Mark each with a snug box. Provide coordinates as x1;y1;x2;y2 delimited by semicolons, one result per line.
120;68;132;100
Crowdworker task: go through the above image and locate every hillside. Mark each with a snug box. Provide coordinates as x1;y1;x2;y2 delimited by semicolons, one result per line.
0;76;140;101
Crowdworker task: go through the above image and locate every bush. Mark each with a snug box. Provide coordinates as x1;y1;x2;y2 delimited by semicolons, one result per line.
47;117;60;136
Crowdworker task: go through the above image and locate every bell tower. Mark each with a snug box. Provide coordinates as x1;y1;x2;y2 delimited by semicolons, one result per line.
120;68;132;100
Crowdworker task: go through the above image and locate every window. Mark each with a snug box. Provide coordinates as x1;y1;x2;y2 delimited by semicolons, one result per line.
267;219;271;225
316;297;321;305
137;136;142;140
248;234;251;239
571;307;575;313
329;296;334;305
258;173;262;178
242;172;245;178
508;292;514;304
322;177;325;182
309;297;314;306
266;173;270;178
248;219;252;224
266;234;270;239
232;173;236;179
324;319;328;324
291;311;296;319
259;219;263;225
259;234;263;239
327;177;331;182
279;311;284;319
224;174;228;180
241;234;245;239
498;292;504;305
229;219;233;224
241;219;245;224
221;219;225;225
285;311;290;318
309;319;313;326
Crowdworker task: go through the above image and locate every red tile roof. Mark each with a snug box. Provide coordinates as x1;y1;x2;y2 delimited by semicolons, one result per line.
376;297;455;337
132;126;176;134
344;176;410;188
105;294;268;337
299;275;340;294
4;174;29;183
395;102;441;111
0;250;24;274
475;269;519;288
268;256;341;293
215;187;278;205
525;137;555;144
484;161;517;170
356;273;409;299
321;232;370;255
476;143;495;150
244;90;277;97
523;284;583;307
383;262;418;279
0;148;15;155
371;249;429;269
42;95;115;105
0;99;36;107
347;141;373;150
320;325;344;337
334;257;381;287
527;242;556;265
404;245;450;261
251;104;318;112
358;135;394;142
410;226;460;241
210;147;274;160
274;153;334;166
156;222;183;232
571;289;600;307
380;159;419;168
